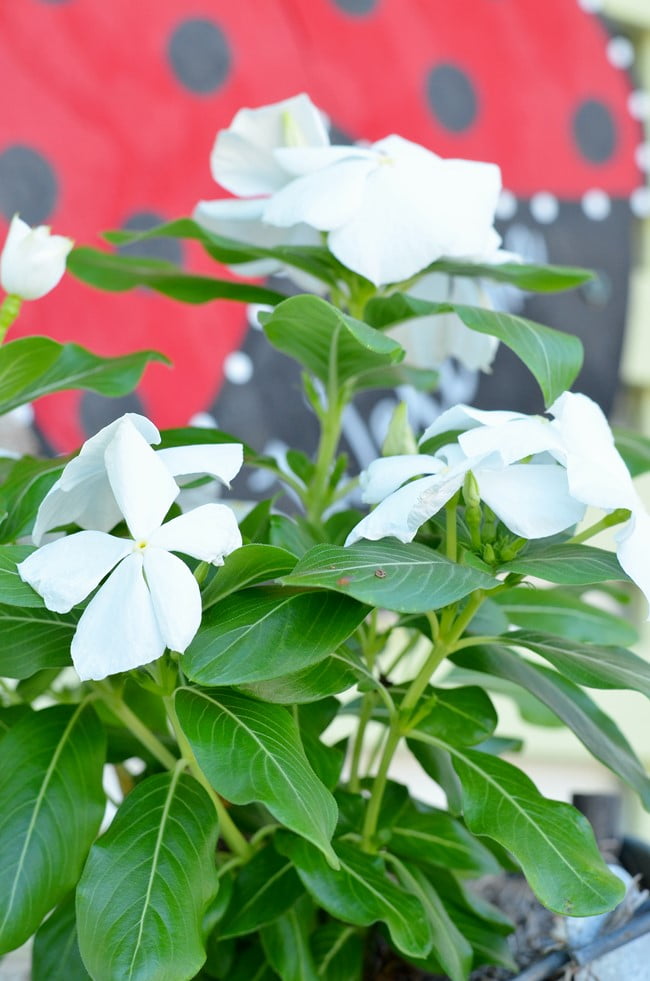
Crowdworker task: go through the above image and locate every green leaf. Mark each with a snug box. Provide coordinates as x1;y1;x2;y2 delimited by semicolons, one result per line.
32;893;90;981
0;603;75;678
201;545;297;609
388;804;500;875
175;688;338;864
614;426;650;477
413;686;497;747
283;541;496;613
452;644;650;808
277;836;432;959
0;704;105;954
240;649;361;704
0;456;64;543
425;258;593;292
269;515;319;557
260;295;404;389
310;922;364;981
430;868;516;971
220;942;278;981
260;897;319;981
494;589;637;646
77;770;219;981
0;545;43;605
183;586;367;686
0;336;168;416
68;247;285;305
500;542;628;584
365;296;583;406
407;742;463;815
219;845;304;939
411;734;625;915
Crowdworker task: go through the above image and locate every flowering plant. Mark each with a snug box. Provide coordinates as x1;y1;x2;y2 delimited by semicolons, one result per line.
2;95;650;981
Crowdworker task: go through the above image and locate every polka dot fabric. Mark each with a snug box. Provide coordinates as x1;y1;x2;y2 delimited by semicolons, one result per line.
0;0;642;449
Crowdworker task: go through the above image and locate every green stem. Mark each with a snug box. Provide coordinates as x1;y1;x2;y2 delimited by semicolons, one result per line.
163;695;251;860
568;508;631;544
348;692;377;793
93;681;178;771
360;723;402;850
445;491;460;562
305;352;345;525
0;294;21;342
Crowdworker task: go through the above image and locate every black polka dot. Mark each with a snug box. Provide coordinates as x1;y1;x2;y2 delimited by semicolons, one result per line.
572;100;617;164
80;391;146;439
426;64;478;133
0;145;58;225
328;122;356;145
118;211;184;266
168;18;231;94
331;0;378;15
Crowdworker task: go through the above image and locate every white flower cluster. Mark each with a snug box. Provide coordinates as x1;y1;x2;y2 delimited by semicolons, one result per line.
347;392;650;616
19;415;243;681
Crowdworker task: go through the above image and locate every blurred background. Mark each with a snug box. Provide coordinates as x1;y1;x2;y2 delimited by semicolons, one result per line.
1;0;650;834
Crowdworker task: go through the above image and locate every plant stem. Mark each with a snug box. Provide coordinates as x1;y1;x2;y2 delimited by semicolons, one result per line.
568;508;631;544
0;295;21;342
445;491;460;562
305;336;345;525
94;681;178;770
360;723;402;850
163;695;251;860
348;692;377;792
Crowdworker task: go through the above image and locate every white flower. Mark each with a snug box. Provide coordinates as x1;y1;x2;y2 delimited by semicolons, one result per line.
32;413;243;544
19;419;242;680
346;392;650;617
1;215;73;300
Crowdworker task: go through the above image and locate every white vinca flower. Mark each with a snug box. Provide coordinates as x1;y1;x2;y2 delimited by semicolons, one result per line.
19;418;243;680
346;392;650;616
1;215;73;300
32;412;243;544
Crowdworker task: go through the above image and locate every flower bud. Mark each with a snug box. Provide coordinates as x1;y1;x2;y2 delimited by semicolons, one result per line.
0;215;73;301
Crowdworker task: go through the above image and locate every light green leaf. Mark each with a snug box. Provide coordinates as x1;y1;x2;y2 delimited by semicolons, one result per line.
0;546;43;606
277;836;432;959
0;604;75;678
201;545;297;609
283;541;496;613
219;845;304;939
0;704;105;954
68;247;285;305
365;295;583;406
494;589;637;646
424;258;592;292
261;897;319;981
500;542;628;584
175;688;338;864
32;893;90;981
0;336;168;416
452;644;650;808
77;770;218;981
183;586;367;686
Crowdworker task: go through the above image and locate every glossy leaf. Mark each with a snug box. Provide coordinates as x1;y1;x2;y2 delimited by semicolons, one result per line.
260;897;319;981
311;922;364;981
0;456;64;543
260;295;404;388
77;770;218;981
388;805;500;875
175;688;338;864
0;704;105;954
183;586;367;686
494;590;637;646
240;649;361;704
365;295;582;406
0;546;43;606
0;336;168;416
425;258;592;292
32;893;90;981
201;545;297;609
283;541;496;614
68;247;285;305
278;836;433;959
412;686;497;747
499;542;628;584
219;845;304;939
0;603;75;678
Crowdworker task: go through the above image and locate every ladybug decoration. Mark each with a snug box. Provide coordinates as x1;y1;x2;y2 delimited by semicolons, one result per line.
0;0;645;471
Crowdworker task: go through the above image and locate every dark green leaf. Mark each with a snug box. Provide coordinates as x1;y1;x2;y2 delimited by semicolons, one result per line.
220;942;278;981
413;686;497;747
183;586;367;686
0;456;64;543
407;742;463;815
77;771;218;981
494;589;637;646
201;545;297;609
260;897;319;981
277;836;432;959
500;542;628;584
365;296;583;406
68;247;285;305
219;846;304;939
614;426;650;477
175;688;338;864
0;704;105;954
311;922;364;981
0;545;43;605
0;705;32;739
425;258;593;292
0;336;168;416
283;541;496;613
240;650;361;704
269;515;319;557
32;893;90;981
388;805;500;875
0;603;75;678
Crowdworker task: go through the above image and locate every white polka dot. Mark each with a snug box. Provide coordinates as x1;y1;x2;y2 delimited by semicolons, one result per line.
530;192;559;225
606;36;635;70
628;90;650;121
630;187;650;218
188;411;218;428
496;189;517;221
224;350;253;385
635;142;650;173
247;303;272;331
581;189;611;221
577;0;603;11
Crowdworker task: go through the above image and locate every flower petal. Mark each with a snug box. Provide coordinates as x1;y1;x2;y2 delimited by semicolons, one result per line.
419;405;525;448
476;464;586;539
104;419;179;540
17;531;131;613
156;442;243;488
71;553;164;680
616;509;650;619
148;503;242;563
263;157;376;232
360;454;444;504
143;548;201;652
460;417;561;466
